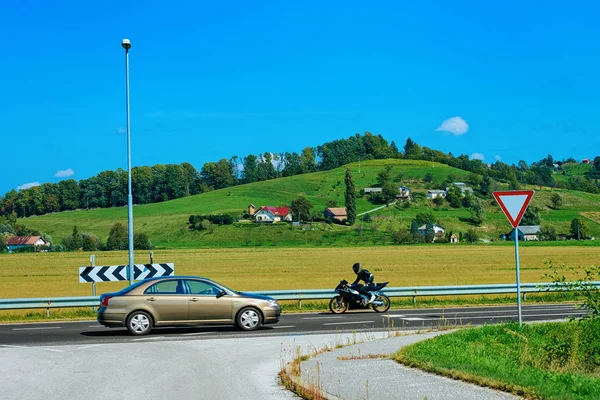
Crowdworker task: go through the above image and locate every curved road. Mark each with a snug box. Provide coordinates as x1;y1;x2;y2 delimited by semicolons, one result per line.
0;304;584;400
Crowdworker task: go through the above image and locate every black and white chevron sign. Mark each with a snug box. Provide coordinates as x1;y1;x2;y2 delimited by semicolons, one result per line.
79;263;175;283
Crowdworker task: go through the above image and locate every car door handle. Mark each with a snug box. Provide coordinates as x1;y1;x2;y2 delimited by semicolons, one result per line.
189;298;199;302
147;297;156;302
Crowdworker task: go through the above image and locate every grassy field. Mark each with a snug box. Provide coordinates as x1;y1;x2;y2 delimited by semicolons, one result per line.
1;245;598;299
395;320;600;399
17;158;600;248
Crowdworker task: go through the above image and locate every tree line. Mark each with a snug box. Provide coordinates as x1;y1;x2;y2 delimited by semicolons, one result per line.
2;132;599;219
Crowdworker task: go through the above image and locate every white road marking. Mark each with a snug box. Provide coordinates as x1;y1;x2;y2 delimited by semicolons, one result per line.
272;325;295;329
181;332;214;336
76;344;102;351
323;321;375;326
12;327;61;331
132;336;166;341
398;317;426;321
301;316;343;320
0;344;63;353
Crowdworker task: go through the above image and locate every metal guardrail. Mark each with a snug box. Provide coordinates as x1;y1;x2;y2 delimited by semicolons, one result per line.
1;282;598;312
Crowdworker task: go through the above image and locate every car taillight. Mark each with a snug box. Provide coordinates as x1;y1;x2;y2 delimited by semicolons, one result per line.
100;296;113;307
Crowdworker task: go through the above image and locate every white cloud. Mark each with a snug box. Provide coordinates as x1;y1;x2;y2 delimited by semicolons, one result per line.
55;168;75;178
117;127;126;134
436;116;469;136
471;153;485;160
17;182;40;191
495;155;502;161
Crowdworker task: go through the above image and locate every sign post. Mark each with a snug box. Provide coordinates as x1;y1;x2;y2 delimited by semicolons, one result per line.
493;190;535;326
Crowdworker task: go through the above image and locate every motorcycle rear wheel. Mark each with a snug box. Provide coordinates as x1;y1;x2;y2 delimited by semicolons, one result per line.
372;294;391;313
329;296;348;314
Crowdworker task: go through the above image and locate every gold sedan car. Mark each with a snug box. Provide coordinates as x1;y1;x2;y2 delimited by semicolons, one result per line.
97;276;281;335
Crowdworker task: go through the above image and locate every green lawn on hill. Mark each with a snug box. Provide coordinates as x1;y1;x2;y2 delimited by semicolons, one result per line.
19;159;600;248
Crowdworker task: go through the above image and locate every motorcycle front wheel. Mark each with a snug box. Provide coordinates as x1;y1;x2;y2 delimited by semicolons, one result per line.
372;294;391;313
329;296;348;314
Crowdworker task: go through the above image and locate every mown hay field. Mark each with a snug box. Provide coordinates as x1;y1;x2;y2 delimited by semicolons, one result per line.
1;245;598;299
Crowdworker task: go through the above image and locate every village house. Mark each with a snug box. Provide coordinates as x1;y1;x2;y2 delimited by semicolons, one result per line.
252;206;293;223
450;233;459;244
508;225;541;241
445;182;474;196
363;187;382;194
6;236;50;253
427;189;447;199
397;186;410;200
324;207;347;223
417;224;446;241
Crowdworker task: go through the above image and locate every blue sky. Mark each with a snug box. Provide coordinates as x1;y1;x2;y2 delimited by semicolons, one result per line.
2;1;599;194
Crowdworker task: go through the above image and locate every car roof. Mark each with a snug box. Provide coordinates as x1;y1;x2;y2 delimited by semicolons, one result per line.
139;275;209;283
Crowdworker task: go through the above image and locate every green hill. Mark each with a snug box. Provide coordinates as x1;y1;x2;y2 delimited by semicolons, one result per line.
19;159;600;248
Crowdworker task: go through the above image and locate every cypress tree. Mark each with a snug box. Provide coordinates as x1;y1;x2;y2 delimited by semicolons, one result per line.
345;168;356;225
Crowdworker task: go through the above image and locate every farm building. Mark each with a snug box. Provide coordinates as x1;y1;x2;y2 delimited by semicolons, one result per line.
6;236;50;252
324;207;347;223
508;226;541;241
417;224;446;241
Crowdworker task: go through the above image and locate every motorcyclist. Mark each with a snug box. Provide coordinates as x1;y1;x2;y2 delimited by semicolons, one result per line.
351;262;376;305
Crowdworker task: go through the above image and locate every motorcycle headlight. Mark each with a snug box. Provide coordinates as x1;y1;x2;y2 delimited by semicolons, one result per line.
267;299;279;307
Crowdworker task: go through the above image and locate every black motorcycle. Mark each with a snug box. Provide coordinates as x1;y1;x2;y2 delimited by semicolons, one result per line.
329;279;391;313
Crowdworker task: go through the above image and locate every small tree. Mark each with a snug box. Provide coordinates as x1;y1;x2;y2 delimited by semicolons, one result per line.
81;233;101;251
544;261;600;319
325;199;337;208
134;232;153;250
570;217;589;240
0;235;7;253
291;196;313;223
521;206;541;226
538;225;558;241
469;197;485;226
463;229;479;243
550;193;563;210
72;225;82;249
106;222;128;250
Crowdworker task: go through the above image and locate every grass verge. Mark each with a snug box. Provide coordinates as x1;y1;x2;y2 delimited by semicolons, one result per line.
393;320;600;400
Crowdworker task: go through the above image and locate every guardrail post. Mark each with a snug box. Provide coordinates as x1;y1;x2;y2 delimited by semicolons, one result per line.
523;293;527;301
412;296;416;305
298;299;302;309
150;251;153;264
46;300;51;317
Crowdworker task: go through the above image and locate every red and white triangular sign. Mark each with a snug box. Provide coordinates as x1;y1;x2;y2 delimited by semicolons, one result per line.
493;190;535;228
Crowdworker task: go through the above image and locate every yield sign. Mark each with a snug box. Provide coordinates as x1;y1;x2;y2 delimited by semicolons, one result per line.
493;190;535;228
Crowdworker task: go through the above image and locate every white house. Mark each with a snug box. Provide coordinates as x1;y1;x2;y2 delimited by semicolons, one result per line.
253;206;293;223
445;182;474;196
397;186;410;199
427;190;447;199
417;224;446;241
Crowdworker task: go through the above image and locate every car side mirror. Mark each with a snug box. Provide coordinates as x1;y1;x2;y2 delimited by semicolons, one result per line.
216;290;227;299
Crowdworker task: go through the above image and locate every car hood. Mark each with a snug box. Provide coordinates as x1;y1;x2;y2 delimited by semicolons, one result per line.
237;292;276;301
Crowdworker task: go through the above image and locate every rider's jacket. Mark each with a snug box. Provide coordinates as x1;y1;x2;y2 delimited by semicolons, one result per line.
352;269;374;286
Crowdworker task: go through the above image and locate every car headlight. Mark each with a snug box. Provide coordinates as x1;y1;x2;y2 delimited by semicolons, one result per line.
267;299;279;307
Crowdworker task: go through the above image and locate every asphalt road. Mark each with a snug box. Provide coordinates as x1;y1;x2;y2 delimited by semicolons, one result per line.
0;303;584;346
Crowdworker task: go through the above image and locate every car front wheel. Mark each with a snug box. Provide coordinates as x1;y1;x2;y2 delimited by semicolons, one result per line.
236;307;262;331
126;311;153;335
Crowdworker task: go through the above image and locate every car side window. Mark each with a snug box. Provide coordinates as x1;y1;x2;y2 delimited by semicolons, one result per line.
186;280;220;295
144;280;184;295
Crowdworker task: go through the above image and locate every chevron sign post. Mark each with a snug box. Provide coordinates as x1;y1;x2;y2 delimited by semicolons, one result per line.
79;263;175;283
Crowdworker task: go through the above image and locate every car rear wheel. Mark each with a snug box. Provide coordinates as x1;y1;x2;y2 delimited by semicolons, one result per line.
126;311;153;335
236;307;262;331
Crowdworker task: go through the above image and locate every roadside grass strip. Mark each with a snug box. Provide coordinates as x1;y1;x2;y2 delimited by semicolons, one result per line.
393;320;600;400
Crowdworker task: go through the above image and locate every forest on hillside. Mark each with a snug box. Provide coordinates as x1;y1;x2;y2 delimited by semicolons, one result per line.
1;132;599;219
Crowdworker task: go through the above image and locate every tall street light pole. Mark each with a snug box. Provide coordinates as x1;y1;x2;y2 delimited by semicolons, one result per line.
122;38;135;285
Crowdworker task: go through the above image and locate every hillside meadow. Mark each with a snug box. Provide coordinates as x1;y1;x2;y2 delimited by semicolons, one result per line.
0;245;598;299
17;159;600;248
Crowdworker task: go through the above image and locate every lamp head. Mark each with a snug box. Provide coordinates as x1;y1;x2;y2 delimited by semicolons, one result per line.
121;39;131;50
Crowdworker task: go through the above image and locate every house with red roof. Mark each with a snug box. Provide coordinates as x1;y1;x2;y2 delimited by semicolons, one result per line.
6;236;50;252
253;206;292;223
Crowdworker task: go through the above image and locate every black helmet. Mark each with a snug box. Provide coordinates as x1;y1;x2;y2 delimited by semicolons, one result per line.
352;263;362;274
